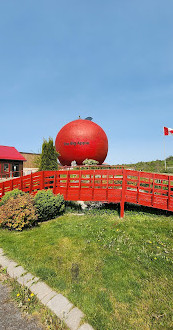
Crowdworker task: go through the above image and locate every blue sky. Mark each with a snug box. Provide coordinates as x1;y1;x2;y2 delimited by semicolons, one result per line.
0;0;173;165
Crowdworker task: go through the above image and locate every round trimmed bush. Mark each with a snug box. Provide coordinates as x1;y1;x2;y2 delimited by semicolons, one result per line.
0;194;37;231
34;190;65;221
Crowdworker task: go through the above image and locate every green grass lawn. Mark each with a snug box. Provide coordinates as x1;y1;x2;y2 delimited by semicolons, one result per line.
0;207;173;330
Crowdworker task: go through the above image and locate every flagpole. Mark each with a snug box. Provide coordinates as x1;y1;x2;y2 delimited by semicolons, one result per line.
163;130;166;171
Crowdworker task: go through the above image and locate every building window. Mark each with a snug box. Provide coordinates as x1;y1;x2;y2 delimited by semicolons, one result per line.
4;163;9;172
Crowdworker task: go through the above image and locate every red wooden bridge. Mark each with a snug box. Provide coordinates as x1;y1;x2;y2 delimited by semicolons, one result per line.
0;168;173;217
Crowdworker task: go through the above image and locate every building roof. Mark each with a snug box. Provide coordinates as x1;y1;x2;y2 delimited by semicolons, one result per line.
0;146;26;161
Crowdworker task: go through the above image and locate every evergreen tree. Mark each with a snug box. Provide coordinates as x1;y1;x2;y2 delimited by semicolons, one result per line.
39;138;59;171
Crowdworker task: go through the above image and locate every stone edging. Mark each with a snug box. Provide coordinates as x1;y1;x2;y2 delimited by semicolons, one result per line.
0;248;94;330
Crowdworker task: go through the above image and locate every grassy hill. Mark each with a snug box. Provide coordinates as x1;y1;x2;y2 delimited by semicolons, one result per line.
123;156;173;174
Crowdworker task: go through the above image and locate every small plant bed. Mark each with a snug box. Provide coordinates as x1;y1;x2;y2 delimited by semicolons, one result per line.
0;208;173;329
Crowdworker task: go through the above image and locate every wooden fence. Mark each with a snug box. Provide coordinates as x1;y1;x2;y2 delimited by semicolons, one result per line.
0;169;173;217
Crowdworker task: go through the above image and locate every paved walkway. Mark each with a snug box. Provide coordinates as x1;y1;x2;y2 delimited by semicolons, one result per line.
0;281;44;330
0;248;93;330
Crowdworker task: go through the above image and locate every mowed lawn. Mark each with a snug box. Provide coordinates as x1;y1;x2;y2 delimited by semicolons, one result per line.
0;208;173;330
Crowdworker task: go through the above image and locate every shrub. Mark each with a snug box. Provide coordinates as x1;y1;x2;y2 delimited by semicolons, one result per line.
34;190;65;221
0;194;37;231
82;158;99;165
0;189;24;206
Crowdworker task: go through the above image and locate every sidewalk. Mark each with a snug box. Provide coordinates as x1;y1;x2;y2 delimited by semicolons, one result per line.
0;281;44;330
0;248;93;330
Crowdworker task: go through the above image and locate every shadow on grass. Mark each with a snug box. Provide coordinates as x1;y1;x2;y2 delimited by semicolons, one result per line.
65;201;83;213
103;202;173;217
65;200;173;218
85;201;173;218
124;202;173;217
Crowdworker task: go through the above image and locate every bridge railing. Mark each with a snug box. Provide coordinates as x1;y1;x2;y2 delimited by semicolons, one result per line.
0;169;173;217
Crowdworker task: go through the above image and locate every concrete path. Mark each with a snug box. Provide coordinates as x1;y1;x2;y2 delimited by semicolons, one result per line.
0;248;94;330
0;281;44;330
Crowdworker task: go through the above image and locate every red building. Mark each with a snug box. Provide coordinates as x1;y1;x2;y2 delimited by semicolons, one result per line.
0;146;26;178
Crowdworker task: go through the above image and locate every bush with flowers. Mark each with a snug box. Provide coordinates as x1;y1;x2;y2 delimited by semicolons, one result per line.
0;194;37;231
0;188;25;206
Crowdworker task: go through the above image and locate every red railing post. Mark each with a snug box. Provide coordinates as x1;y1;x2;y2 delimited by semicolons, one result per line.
53;172;57;194
56;171;60;194
120;169;126;218
106;171;109;201
78;169;82;200
92;170;95;200
10;178;13;191
66;171;70;200
41;171;44;190
1;181;5;197
152;173;155;206
29;172;33;194
136;171;140;203
20;175;23;191
167;176;170;210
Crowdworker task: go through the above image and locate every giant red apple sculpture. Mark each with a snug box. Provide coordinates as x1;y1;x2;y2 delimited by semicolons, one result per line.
55;119;108;166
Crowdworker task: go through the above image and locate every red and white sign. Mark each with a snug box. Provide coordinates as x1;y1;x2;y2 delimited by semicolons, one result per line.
164;127;173;135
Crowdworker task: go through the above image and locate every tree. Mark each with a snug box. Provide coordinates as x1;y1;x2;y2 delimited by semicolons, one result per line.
39;138;59;171
33;154;41;168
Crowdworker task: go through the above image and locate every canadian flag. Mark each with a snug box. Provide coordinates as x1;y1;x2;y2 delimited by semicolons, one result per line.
164;127;173;135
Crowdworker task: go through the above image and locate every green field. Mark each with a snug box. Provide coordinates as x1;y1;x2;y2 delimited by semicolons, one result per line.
0;207;173;329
